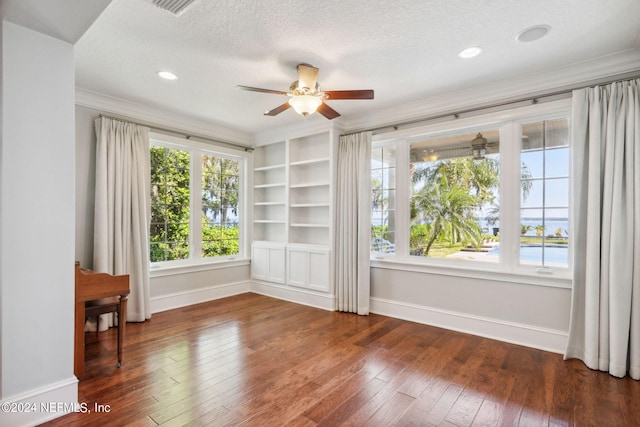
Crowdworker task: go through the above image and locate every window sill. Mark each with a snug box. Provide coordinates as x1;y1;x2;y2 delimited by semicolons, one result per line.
370;256;572;289
150;258;250;278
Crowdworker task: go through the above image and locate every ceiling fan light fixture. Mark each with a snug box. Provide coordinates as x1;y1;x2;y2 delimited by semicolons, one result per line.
288;95;322;116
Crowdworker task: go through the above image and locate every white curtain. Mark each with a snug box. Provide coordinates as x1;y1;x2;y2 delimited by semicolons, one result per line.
334;132;372;314
564;78;640;379
93;117;152;325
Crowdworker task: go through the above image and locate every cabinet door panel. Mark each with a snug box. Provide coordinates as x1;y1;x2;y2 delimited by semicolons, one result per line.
251;245;269;280
308;250;329;291
268;247;285;283
286;249;307;287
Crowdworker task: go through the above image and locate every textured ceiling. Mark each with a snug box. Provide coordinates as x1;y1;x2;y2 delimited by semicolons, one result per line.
73;0;640;137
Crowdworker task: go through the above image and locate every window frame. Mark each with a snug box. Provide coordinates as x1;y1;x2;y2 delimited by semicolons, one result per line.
370;99;572;288
149;132;249;272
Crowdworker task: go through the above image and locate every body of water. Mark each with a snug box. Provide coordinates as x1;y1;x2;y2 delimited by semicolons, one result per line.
481;218;569;237
488;244;568;265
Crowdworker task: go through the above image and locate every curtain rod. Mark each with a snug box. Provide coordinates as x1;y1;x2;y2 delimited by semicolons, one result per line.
345;71;640;137
97;114;253;152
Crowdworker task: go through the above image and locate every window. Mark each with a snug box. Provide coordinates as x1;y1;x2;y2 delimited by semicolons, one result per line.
370;106;571;276
150;138;244;265
409;129;500;262
371;145;396;254
519;119;569;267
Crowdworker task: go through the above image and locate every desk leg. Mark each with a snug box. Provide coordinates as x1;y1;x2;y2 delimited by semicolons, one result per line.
74;301;85;378
117;296;128;367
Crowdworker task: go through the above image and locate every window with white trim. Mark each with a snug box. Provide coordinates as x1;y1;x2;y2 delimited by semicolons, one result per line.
371;107;570;275
150;137;245;265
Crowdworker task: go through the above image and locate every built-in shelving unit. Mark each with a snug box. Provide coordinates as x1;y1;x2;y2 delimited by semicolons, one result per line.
288;132;331;246
251;126;338;299
252;141;286;243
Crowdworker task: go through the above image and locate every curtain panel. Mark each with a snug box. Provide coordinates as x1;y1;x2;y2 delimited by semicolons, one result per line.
565;78;640;379
94;117;152;324
334;132;372;314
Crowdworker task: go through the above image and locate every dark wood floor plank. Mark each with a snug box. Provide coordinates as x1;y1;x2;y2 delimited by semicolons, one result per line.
39;293;640;427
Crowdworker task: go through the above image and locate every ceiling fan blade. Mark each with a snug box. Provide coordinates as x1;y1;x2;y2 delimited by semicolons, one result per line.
317;102;340;120
236;85;289;95
296;64;319;90
264;102;292;116
323;90;374;100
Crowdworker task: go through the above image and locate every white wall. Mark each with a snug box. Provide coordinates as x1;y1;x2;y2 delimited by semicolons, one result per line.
0;18;77;420
370;266;571;352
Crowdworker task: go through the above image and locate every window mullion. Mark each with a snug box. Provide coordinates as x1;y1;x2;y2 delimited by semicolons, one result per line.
395;139;409;257
499;122;521;271
191;150;202;260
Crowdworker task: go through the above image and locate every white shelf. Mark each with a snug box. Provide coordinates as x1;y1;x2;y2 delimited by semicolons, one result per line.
255;220;286;224
289;181;330;189
254;202;286;206
290;157;330;167
254;183;286;189
290;203;330;208
290;223;329;228
254;164;286;172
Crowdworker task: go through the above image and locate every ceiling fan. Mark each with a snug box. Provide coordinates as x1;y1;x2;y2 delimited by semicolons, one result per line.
236;63;374;120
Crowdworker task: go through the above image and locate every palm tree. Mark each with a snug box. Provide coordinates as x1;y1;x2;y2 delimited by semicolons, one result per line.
411;176;483;254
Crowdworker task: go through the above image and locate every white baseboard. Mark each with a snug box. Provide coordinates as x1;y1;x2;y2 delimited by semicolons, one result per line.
370;297;568;354
0;377;78;427
150;280;251;313
250;280;336;311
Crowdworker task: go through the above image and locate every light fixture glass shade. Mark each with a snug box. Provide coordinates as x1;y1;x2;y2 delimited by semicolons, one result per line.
288;95;322;116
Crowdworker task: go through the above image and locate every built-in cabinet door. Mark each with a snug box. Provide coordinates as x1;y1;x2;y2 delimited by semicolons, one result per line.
251;243;285;284
286;246;330;292
251;245;269;281
308;250;330;292
267;246;285;283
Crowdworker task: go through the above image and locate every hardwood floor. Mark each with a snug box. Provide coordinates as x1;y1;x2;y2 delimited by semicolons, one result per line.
42;293;640;426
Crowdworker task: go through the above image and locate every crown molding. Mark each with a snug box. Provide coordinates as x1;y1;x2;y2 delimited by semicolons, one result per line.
342;49;640;133
75;87;253;146
253;117;344;146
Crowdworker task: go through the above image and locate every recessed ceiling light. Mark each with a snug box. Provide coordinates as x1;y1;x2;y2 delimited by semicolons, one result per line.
516;25;551;43
458;46;483;59
158;71;178;80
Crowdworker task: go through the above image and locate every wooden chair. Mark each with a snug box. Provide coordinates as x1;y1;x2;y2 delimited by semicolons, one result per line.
85;299;122;351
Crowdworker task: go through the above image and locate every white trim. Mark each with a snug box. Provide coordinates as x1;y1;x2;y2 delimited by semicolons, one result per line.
370;297;568;354
250;280;335;311
254;121;343;147
0;377;78;427
75;87;252;145
343;50;640;133
370;258;571;289
150;280;251;313
150;258;250;278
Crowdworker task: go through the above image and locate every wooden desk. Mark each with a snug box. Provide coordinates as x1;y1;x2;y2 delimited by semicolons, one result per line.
74;262;130;378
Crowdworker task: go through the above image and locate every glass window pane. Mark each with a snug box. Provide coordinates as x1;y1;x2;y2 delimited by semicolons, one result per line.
545;118;570;149
544;178;568;208
201;154;240;258
520;118;569;268
371;144;396;255
545;147;569;178
149;146;191;263
409;130;500;262
521;150;543;179
521;179;543;208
